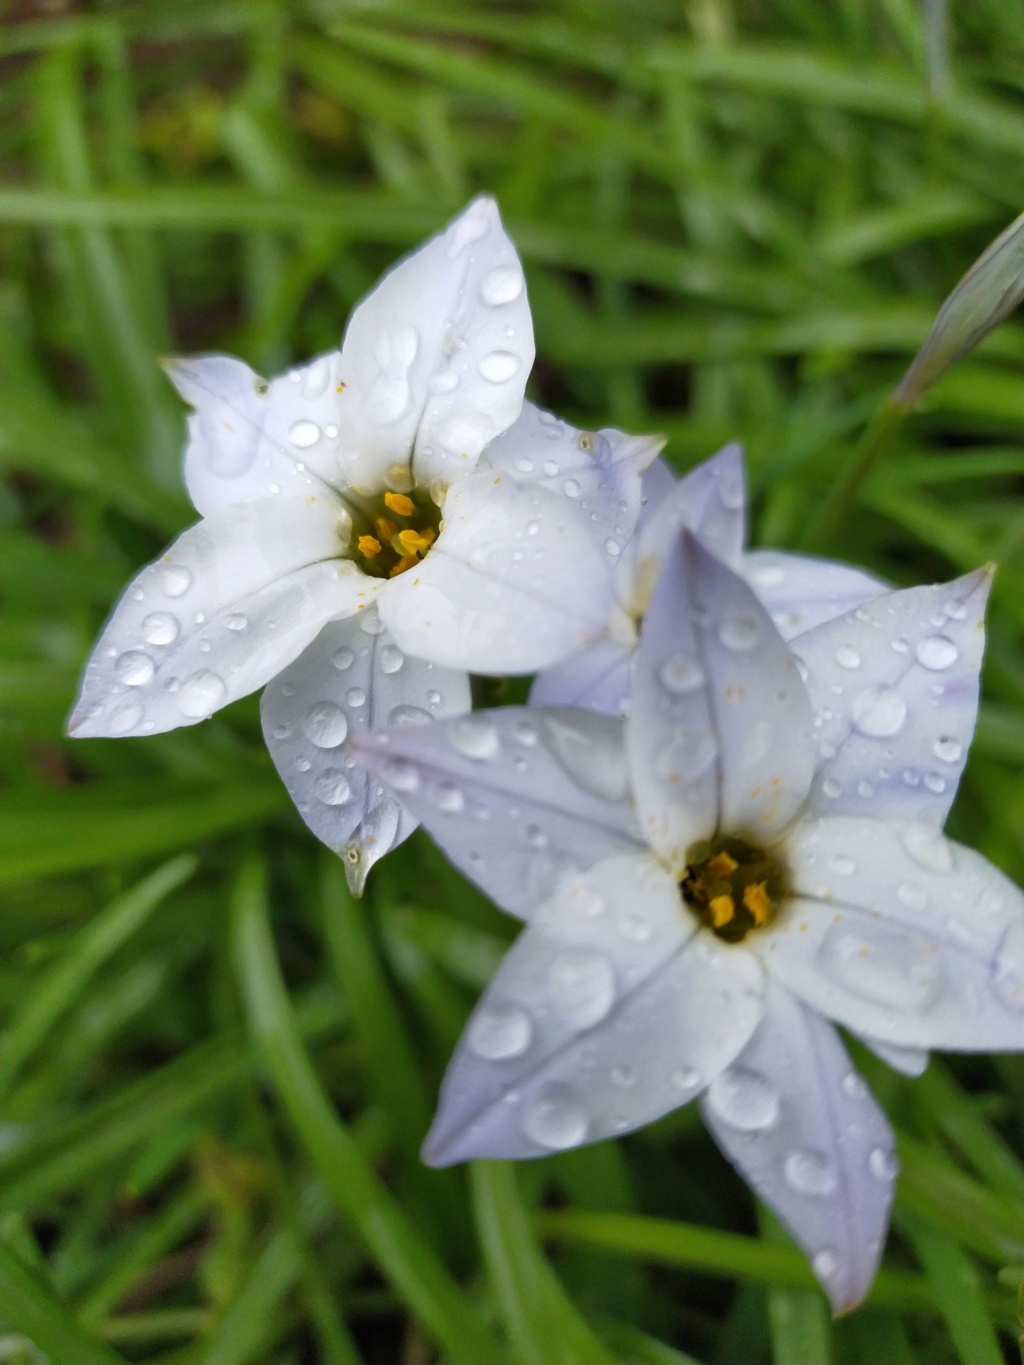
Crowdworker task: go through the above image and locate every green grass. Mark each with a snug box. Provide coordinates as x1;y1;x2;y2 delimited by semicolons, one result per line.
1;1;1022;1361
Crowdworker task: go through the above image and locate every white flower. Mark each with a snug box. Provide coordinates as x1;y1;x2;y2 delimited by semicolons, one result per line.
67;198;659;888
532;443;888;715
353;531;1023;1311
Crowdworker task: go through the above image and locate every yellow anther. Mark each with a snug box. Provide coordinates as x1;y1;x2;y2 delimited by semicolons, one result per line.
396;528;433;555
707;851;739;878
375;516;398;542
709;894;735;929
357;535;381;558
389;554;419;578
743;882;772;925
384;491;415;517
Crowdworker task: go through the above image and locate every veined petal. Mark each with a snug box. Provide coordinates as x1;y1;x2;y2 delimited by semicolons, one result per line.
351;706;643;920
334;197;533;491
742;550;888;643
794;568;991;825
529;637;633;716
701;982;895;1315
762;815;1024;1049
378;472;613;673
68;497;370;738
481;400;663;570
260;607;470;895
628;532;815;872
167;353;355;516
424;853;764;1165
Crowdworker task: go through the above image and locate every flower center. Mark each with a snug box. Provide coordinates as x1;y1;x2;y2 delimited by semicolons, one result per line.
350;485;443;580
680;835;789;944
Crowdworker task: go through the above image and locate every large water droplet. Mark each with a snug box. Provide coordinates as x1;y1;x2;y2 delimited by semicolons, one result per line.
345;687;366;708
548;949;615;1030
480;264;524;305
784;1148;837;1196
902;822;954;873
851;685;907;738
816;921;943;1011
478;350;521;383
388;704;433;728
303;701;348;748
379;644;404;675
933;736;962;763
115;650;155;686
161;565;192;598
835;645;861;669
359;613;386;636
177;670;226;718
522;1092;588;1150
289;419;321;448
142;610;179;646
224;613;248;631
915;635;958;670
467;1003;532;1060
718;613;760;652
314;770;351;805
658;651;706;694
707;1068;780;1131
450;715;500;760
332;647;355;671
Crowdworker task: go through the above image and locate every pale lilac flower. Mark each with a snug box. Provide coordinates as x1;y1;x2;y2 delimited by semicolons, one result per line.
354;532;1022;1310
67;198;659;888
532;444;888;715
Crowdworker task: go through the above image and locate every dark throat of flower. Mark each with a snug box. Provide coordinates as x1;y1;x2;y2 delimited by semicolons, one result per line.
680;835;790;944
346;485;444;580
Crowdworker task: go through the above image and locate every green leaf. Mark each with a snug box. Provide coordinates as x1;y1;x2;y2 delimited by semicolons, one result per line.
0;1236;128;1365
902;1217;1005;1365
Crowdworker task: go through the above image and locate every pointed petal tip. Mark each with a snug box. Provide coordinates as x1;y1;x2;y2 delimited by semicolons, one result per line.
341;846;369;897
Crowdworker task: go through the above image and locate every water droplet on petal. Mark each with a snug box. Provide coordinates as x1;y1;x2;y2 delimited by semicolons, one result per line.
902;822;954;873
933;736;962;763
784;1148;837;1196
671;1066;701;1093
522;1092;588;1150
107;696;144;734
618;912;651;941
314;770;351;805
604;537;621;557
817;921;943;1011
610;1064;635;1088
829;854;856;876
718;613;760;652
841;1072;868;1100
142;611;179;645
707;1068;780;1131
812;1248;840;1282
868;1147;899;1181
303;701;348;748
177;670;226;718
562;477;581;497
345;687;366;708
359;613;386;636
379;644;404;674
478;350;521;383
821;777;842;798
380;758;421;793
852;685;907;738
224;613;248;631
450;715;500;760
468;1003;532;1059
480;264;524;306
659;651;706;694
432;779;465;813
388;704;433;728
161;565;192;598
752;564;785;588
289;419;321;448
548;949;615;1030
115;650;155;686
835;645;861;669
332;647;355;671
915;635;958;670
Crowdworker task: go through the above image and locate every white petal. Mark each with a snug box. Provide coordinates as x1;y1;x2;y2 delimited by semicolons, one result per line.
260;607;470;894
628;532;815;872
701;982;895;1314
529;637;633;716
481;400;662;570
763;815;1024;1049
168;353;356;517
794;568;991;825
424;853;765;1165
68;497;371;738
637;456;678;530
628;443;745;615
742;550;888;643
855;1036;930;1077
332;198;533;491
378;472;613;673
351;706;643;920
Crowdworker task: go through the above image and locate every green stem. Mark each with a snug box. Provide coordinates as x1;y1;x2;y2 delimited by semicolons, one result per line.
803;398;908;552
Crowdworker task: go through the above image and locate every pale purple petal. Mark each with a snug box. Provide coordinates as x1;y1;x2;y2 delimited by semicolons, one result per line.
378;472;613;673
742;550;888;643
762;815;1024;1049
424;853;764;1165
351;707;643;919
701;982;895;1314
855;1036;930;1077
260;607;470;894
529;635;633;715
795;568;991;825
335;197;533;491
68;497;372;738
627;532;815;872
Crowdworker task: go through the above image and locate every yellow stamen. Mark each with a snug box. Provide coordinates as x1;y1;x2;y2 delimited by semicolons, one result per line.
357;535;381;558
743;882;772;925
709;894;735;929
375;516;398;542
707;851;739;878
389;554;419;578
396;528;433;556
384;491;415;517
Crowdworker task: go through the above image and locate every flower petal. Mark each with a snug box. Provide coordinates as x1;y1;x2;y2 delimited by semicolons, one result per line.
378;472;613;673
68;497;371;738
529;636;633;715
794;568;991;825
423;853;764;1165
628;531;815;871
701;981;895;1315
741;550;888;643
333;197;533;491
167;353;355;517
260;607;470;894
763;815;1024;1049
351;707;643;920
855;1036;930;1077
481;400;662;569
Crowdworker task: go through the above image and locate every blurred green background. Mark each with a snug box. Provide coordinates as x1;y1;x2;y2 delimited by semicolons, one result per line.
1;2;1023;1362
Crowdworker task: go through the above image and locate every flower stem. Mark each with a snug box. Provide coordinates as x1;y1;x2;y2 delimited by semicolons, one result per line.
802;397;908;553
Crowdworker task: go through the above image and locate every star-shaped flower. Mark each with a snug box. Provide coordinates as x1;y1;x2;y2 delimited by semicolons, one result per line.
532;443;888;715
67;198;659;887
353;531;1022;1311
